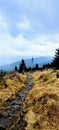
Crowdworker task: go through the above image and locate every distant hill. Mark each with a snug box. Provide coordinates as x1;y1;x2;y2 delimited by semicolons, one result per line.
0;56;53;71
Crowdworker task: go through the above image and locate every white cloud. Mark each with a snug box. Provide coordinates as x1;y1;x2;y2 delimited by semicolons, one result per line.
15;0;54;20
0;31;59;59
17;16;31;30
0;15;7;32
0;13;59;65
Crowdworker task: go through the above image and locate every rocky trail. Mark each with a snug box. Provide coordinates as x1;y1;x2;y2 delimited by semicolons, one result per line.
0;74;33;130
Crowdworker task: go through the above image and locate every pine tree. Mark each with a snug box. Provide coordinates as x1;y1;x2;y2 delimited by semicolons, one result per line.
35;63;39;70
19;59;26;73
15;66;18;71
52;48;59;69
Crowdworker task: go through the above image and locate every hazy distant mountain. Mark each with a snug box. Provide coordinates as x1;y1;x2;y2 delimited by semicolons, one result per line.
0;56;53;71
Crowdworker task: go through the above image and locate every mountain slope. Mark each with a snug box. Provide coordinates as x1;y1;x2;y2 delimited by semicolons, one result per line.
0;56;53;71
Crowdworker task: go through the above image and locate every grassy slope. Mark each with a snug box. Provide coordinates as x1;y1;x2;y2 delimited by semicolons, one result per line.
24;69;59;130
0;70;59;130
0;71;27;109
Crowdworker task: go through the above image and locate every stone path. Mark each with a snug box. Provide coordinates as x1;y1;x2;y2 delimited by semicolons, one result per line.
0;74;33;130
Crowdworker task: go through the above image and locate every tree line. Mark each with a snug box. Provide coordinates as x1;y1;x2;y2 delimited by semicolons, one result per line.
0;48;59;74
15;48;59;72
15;59;40;73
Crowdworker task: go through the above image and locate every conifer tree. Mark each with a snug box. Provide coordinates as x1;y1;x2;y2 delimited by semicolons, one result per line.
52;48;59;69
15;66;18;71
35;63;39;70
19;59;26;73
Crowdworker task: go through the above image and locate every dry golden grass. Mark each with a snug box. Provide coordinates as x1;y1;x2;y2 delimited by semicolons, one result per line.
24;69;59;130
0;72;27;109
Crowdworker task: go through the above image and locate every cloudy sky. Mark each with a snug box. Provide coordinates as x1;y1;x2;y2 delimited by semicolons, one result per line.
0;0;59;65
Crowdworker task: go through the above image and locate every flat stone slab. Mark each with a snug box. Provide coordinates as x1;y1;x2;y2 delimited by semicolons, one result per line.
0;117;13;128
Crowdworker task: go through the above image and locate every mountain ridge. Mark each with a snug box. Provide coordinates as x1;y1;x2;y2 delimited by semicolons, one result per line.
0;56;53;71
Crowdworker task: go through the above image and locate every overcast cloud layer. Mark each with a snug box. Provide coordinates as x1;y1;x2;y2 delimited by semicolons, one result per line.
0;0;59;65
